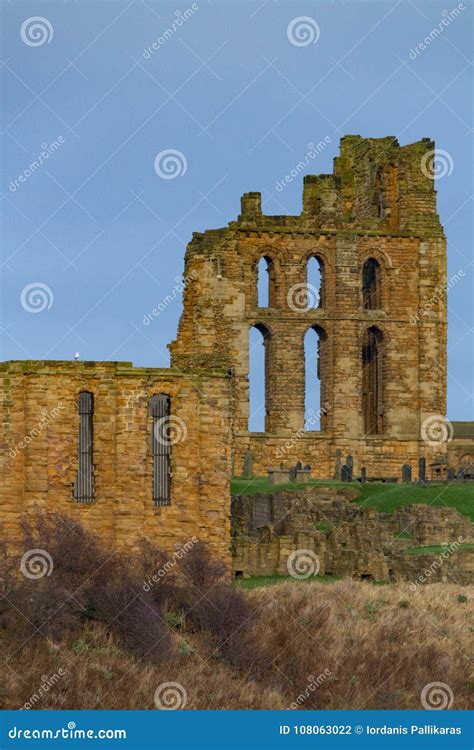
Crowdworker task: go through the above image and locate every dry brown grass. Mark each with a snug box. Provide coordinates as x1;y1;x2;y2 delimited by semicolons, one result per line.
1;579;472;710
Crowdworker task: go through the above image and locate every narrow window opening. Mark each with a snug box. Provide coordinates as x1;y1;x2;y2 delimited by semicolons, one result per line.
74;392;95;503
150;394;171;506
376;168;385;218
362;326;384;435
304;326;327;431
257;256;276;307
307;256;324;308
248;324;271;432
362;258;381;310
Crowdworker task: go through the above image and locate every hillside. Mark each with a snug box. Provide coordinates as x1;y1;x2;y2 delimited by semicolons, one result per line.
1;580;471;710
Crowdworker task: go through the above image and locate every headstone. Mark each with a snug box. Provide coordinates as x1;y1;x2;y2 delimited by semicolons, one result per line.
360;467;366;483
295;461;302;471
243;450;253;479
418;456;426;483
346;455;353;482
334;449;342;481
289;466;297;483
341;465;350;482
402;464;412;483
447;467;455;481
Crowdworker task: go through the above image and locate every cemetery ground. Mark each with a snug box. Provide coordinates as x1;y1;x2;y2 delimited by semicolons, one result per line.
231;477;474;521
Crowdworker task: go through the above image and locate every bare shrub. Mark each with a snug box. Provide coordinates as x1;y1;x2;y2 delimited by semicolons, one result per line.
176;541;251;663
90;569;171;665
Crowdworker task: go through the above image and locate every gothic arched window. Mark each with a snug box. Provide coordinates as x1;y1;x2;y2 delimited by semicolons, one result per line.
306;256;324;308
362;258;382;310
362;327;384;435
256;256;276;307
248;323;272;432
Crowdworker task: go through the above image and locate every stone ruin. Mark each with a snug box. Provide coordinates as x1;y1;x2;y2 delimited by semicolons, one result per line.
232;486;473;584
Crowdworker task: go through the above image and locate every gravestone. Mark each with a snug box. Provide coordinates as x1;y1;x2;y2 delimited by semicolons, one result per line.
418;456;426;483
295;461;302;471
341;465;350;482
402;464;412;483
243;450;253;479
289;465;297;483
346;455;353;482
334;450;342;481
360;467;366;483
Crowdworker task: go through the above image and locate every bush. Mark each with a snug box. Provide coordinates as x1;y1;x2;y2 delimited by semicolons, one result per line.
2;512;171;662
175;541;252;663
1;513;250;668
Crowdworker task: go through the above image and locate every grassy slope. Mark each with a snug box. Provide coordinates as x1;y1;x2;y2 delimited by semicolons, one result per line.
231;477;474;521
2;581;472;710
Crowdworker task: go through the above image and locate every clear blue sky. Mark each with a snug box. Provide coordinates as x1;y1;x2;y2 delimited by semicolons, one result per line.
1;0;472;424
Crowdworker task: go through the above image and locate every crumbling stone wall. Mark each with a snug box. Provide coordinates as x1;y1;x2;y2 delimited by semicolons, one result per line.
232;488;473;584
170;135;448;478
0;361;232;562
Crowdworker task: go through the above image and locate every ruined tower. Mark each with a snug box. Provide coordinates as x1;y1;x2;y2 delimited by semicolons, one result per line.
170;135;448;478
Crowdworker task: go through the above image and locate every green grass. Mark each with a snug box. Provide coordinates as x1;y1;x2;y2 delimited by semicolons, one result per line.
353;482;474;521
315;521;334;534
403;543;474;556
234;574;339;590
231;477;474;521
231;477;355;497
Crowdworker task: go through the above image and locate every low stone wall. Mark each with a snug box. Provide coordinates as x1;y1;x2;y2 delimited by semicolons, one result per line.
232;487;473;584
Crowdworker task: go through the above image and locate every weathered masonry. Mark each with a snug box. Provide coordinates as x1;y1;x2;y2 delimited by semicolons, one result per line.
170;135;452;478
0;361;231;560
1;135;472;559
